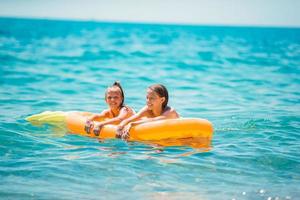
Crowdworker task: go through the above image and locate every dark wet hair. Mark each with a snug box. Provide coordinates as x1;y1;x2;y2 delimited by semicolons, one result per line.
148;84;169;110
105;81;125;107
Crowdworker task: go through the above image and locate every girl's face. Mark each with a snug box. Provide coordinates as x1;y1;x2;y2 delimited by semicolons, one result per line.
106;89;122;109
146;89;165;111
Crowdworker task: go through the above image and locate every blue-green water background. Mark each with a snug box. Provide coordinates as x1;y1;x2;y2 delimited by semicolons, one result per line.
1;18;300;200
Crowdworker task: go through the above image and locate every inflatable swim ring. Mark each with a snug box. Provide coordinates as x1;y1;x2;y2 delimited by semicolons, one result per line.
26;111;213;148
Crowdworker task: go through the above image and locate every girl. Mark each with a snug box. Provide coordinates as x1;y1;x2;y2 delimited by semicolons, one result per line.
85;81;135;136
116;84;179;139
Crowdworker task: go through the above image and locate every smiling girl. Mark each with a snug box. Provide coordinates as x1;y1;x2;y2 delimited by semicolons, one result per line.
116;84;179;139
85;81;135;136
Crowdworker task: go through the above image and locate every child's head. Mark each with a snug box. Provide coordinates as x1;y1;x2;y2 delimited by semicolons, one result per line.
146;84;169;111
105;81;125;109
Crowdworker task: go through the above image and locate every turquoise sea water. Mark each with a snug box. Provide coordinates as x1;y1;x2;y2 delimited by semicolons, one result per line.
1;18;300;200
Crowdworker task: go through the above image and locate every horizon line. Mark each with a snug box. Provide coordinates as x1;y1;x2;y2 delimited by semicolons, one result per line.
1;15;300;29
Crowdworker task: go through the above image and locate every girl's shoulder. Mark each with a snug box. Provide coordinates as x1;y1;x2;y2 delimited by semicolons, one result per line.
163;106;173;113
163;106;180;118
121;105;136;114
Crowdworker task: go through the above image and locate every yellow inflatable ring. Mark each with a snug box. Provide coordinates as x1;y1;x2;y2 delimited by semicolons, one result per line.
27;111;214;148
66;112;213;148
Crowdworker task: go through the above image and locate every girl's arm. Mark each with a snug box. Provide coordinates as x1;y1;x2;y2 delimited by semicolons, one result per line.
117;106;148;129
119;107;180;139
87;110;109;121
130;106;179;125
85;110;109;134
130;115;167;126
91;107;134;136
96;107;132;126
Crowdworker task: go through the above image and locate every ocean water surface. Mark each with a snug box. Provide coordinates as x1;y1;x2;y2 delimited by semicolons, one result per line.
0;18;300;200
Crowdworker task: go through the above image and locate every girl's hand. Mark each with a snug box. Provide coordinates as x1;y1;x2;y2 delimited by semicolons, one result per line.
93;122;103;136
116;124;124;138
84;120;94;134
121;123;132;140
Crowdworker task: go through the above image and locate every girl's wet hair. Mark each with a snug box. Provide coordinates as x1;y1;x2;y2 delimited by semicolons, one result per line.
148;84;169;110
106;81;125;107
